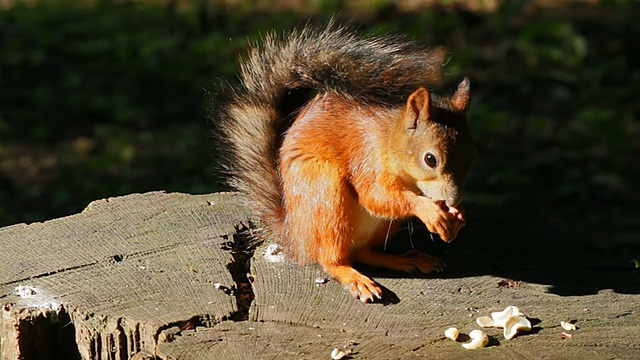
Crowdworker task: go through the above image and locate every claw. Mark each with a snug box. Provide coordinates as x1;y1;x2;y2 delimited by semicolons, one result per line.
361;294;373;303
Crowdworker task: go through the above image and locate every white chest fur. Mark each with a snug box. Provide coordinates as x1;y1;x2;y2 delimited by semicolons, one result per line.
351;205;385;250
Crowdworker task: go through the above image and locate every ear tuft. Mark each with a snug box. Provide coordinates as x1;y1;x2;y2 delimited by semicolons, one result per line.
425;47;448;85
451;77;470;113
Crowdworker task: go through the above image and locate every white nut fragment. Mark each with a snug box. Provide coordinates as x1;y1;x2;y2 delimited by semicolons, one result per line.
560;321;577;331
330;348;346;360
263;243;286;262
15;285;38;298
491;306;523;328
503;315;532;340
462;329;489;349
444;327;460;341
476;316;494;328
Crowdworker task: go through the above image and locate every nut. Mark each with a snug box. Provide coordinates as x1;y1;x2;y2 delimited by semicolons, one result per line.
561;332;573;339
491;306;523;328
330;348;346;360
560;321;577;331
503;316;532;340
462;329;489;349
444;327;459;341
476;316;494;328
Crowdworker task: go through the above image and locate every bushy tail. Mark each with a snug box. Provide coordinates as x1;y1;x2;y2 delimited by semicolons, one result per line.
217;21;446;244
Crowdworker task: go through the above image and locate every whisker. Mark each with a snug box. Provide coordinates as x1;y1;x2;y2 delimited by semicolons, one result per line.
383;220;394;251
408;220;415;250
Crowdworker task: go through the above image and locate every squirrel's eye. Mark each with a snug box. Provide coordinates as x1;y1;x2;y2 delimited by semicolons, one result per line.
424;152;437;168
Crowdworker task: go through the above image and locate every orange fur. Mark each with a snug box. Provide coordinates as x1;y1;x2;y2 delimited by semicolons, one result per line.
278;90;472;302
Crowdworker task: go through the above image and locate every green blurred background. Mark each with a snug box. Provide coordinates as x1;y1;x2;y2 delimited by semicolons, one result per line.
0;0;637;256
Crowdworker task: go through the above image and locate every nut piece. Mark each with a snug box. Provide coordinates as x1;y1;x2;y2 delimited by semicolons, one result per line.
444;327;460;341
560;321;577;331
263;243;286;263
491;306;523;328
503;316;532;340
476;316;494;328
330;348;346;360
462;329;489;349
561;332;573;339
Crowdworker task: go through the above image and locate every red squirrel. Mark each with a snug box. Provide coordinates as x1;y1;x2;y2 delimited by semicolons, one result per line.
220;23;474;303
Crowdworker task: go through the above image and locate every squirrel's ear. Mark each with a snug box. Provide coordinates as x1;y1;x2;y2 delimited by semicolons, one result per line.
451;77;470;113
405;87;430;131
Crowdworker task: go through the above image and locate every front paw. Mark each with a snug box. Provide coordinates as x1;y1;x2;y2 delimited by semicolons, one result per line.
413;196;468;242
413;198;454;241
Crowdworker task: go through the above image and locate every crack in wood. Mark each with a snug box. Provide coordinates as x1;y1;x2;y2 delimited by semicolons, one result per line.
221;223;261;322
1;244;180;288
0;262;100;287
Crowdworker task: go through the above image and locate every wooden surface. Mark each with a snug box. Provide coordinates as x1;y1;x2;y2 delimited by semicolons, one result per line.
1;191;639;359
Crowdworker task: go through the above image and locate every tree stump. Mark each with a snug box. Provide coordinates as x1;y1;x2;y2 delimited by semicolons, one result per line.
1;191;639;359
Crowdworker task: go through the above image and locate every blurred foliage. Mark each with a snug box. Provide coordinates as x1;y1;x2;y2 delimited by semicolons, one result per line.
0;0;638;248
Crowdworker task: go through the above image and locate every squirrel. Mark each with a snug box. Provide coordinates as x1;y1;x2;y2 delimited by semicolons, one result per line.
218;22;475;303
